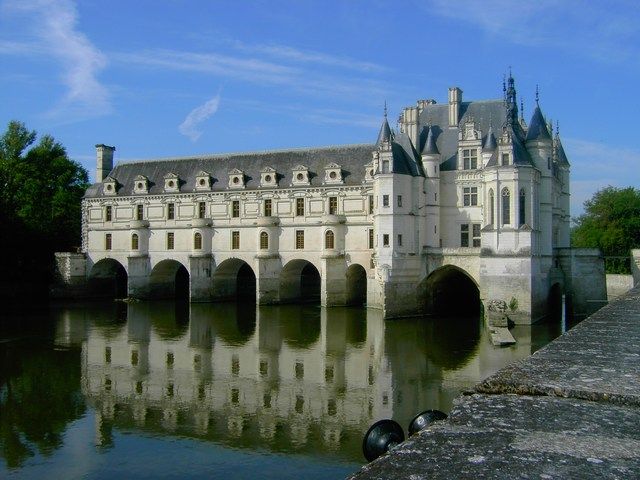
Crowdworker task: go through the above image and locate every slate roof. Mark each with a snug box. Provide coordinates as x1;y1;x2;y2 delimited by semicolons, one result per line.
526;105;552;141
84;144;375;198
391;132;424;176
421;126;440;155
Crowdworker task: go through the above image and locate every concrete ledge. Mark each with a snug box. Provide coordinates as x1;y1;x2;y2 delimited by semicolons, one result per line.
350;286;640;479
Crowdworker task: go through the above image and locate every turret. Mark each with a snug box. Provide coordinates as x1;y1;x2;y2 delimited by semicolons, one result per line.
421;126;441;247
96;144;115;183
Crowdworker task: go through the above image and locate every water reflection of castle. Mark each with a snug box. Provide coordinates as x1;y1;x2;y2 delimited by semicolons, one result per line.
54;303;537;460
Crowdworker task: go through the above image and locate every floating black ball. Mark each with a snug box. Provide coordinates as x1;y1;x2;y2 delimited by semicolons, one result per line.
408;409;447;436
362;419;405;462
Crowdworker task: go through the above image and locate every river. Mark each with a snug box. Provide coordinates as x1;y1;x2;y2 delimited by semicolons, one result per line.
0;301;574;479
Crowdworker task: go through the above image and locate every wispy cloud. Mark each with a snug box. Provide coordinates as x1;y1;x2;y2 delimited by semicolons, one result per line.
1;0;110;120
179;92;222;142
422;0;640;64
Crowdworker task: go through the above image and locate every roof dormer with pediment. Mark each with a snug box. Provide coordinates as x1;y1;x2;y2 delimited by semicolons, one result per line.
163;172;180;193
228;168;245;189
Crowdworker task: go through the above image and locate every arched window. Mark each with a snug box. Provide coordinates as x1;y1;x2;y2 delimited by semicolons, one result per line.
502;188;511;225
259;231;269;250
131;233;139;250
519;189;526;226
325;230;335;249
194;232;202;250
489;189;495;225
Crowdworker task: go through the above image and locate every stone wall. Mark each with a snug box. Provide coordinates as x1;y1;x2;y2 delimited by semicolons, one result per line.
606;274;634;300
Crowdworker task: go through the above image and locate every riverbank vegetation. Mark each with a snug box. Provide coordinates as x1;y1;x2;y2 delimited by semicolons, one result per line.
0;121;89;304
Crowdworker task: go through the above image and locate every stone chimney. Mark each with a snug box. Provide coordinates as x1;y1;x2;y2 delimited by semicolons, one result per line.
95;144;115;182
448;87;462;127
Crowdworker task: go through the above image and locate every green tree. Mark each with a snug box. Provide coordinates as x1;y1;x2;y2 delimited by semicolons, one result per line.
0;121;89;300
572;186;640;273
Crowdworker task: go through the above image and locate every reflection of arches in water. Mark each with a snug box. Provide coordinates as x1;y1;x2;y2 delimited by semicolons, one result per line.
89;258;128;298
418;266;480;316
211;303;256;346
324;308;368;354
149;260;189;300
423;316;481;370
548;282;564;322
280;260;320;303
86;301;128;339
212;259;256;301
279;305;321;348
345;264;367;306
151;300;190;341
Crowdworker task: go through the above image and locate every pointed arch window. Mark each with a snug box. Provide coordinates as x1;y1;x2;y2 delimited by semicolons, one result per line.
489;189;495;225
325;230;335;249
519;189;526;226
131;233;139;250
502;188;511;225
194;232;202;250
260;231;269;250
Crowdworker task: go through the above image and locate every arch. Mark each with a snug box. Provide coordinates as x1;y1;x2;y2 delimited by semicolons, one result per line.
259;231;269;250
325;230;335;249
548;282;564;322
149;259;189;300
418;265;480;316
212;258;256;301
345;263;367;306
194;232;202;250
501;187;511;225
88;258;128;299
280;259;321;303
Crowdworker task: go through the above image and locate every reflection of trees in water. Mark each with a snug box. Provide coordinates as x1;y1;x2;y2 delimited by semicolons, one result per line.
0;341;84;468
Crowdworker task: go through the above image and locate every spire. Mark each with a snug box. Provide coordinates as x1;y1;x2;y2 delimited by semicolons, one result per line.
553;121;569;166
535;84;540;105
503;69;519;128
376;104;393;146
421;126;439;155
526;99;551;142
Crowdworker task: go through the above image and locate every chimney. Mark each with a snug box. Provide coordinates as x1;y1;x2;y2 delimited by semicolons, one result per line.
448;87;462;127
95;144;115;182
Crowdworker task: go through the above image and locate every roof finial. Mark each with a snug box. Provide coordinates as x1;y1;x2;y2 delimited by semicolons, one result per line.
556;120;560;136
384;100;388;119
535;84;540;105
502;74;506;99
509;65;512;78
520;99;525;121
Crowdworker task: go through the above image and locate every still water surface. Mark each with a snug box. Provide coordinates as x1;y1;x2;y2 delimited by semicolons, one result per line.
0;302;572;479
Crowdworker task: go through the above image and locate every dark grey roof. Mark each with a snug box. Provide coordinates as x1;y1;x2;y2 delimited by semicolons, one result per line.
555;136;570;167
421;126;440;155
419;100;509;170
376;117;392;146
391;132;423;176
526;105;551;142
84;144;375;198
483;125;497;151
485;124;534;167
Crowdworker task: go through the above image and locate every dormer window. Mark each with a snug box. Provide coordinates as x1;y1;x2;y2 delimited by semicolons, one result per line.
501;152;510;166
324;163;343;184
228;168;245;189
133;175;149;194
164;173;180;193
291;165;310;186
195;171;212;191
260;166;277;187
462;149;478;170
103;176;117;196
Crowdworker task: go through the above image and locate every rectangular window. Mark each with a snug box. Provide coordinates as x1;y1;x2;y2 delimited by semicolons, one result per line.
501;153;510;166
369;195;374;214
198;201;206;219
472;223;481;247
105;206;112;222
397;234;403;246
462;148;478;169
295;230;304;249
105;233;112;250
232;200;240;218
463;187;478;206
329;196;337;215
382;195;389;207
167;203;175;220
382;159;390;173
264;199;272;217
296;198;305;216
368;229;374;249
397;195;402;207
383;234;389;247
167;232;174;250
231;231;240;250
460;224;469;247
136;204;144;220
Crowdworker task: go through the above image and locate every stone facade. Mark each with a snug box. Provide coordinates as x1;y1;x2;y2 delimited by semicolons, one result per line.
77;75;606;323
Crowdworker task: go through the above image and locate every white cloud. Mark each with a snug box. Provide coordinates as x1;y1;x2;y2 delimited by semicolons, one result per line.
1;0;110;119
179;92;222;142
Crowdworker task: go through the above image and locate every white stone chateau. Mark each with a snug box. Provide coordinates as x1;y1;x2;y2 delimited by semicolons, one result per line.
65;74;606;322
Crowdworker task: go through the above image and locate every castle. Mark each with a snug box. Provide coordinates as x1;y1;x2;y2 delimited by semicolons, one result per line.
60;74;606;322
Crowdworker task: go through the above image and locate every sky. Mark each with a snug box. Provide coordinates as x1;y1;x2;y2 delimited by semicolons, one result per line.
1;0;639;217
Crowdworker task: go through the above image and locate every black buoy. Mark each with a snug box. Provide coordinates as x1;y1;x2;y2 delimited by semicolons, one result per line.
407;409;447;436
362;419;405;462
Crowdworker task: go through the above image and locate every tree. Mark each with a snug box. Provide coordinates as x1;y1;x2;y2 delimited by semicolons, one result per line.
571;186;640;273
0;121;89;301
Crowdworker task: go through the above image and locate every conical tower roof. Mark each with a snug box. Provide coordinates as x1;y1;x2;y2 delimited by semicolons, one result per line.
526;105;551;141
421;126;439;155
483;125;497;151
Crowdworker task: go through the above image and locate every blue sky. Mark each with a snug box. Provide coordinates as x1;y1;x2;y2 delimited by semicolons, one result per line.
1;0;639;217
